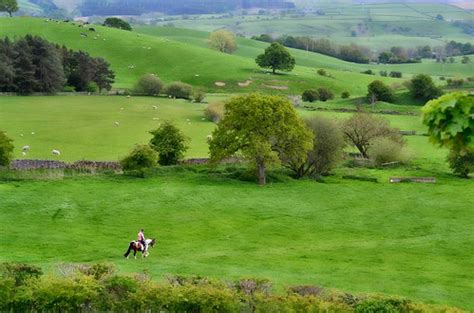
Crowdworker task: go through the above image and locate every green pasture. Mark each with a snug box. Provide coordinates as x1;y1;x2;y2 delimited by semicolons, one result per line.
0;168;472;309
0;95;448;166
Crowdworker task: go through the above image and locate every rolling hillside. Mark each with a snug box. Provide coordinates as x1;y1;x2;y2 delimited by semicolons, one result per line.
0;17;399;96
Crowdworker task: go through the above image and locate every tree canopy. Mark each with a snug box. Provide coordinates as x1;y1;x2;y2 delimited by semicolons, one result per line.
256;42;295;74
422;92;473;151
0;130;14;167
409;74;443;102
103;17;132;31
209;30;237;54
209;93;312;185
0;0;18;17
149;121;189;166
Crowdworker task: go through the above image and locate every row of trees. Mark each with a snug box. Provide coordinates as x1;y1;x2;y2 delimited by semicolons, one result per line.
252;34;474;64
0;35;115;94
253;34;370;64
133;74;204;101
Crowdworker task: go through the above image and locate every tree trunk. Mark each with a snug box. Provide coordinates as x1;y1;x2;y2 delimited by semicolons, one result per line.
8;11;12;17
272;68;276;74
256;159;266;185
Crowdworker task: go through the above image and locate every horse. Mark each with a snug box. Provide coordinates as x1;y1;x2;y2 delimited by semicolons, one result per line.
124;238;156;259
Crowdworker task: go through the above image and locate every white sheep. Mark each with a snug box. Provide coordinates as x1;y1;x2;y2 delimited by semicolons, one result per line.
22;145;30;152
153;105;158;109
206;135;213;140
22;152;27;156
31;132;35;135
52;149;61;156
114;121;120;127
20;133;24;137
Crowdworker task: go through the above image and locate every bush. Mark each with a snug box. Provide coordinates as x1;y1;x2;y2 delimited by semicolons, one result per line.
302;89;319;102
193;91;206;103
361;69;374;75
317;69;327;76
368;137;408;167
205;102;225;123
120;145;158;174
355;297;410;313
134;74;163;96
77;263;116;280
0;130;14;168
165;82;193;99
379;70;387;77
85;81;99;93
341;91;350;99
367;80;394;103
389;71;402;78
149;121;189;165
62;85;76;92
1;263;43;286
409;74;443;101
447;149;474;178
103;17;132;31
317;87;334;101
447;78;464;87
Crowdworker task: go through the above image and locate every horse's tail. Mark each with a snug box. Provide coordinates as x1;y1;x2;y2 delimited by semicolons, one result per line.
123;241;134;258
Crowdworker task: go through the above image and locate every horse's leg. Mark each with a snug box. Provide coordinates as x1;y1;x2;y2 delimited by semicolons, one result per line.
124;243;132;258
134;249;137;259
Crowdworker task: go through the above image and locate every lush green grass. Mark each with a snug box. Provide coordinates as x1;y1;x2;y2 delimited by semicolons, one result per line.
0;95;448;165
0;17;398;96
0;168;472;309
135;26;474;80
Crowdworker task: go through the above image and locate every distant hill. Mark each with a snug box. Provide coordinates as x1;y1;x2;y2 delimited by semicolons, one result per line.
78;0;295;16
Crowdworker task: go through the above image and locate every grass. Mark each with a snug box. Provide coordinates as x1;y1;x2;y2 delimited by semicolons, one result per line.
0;167;472;310
0;95;448;164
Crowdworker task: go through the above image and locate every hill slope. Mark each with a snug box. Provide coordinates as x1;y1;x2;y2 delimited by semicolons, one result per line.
0;17;400;96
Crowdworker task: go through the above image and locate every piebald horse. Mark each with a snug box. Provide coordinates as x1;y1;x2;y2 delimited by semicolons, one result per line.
124;238;156;259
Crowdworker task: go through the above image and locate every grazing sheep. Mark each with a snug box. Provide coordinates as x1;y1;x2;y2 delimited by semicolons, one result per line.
153;105;158;109
31;132;35;135
22;145;30;152
120;108;124;110
195;74;200;77
22;152;27;156
20;133;24;137
114;121;120;127
52;149;61;156
153;117;160;120
206;135;213;140
127;95;131;99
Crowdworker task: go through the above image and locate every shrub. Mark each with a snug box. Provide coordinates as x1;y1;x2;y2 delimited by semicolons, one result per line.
120;145;158;174
447;149;474;178
134;74;163;96
103;17;132;31
447;78;464;87
409;74;443;101
165;82;193;99
77;263;116;280
1;263;43;286
205;102;225;123
317;69;327;76
0;131;14;168
149;121;189;166
342;113;403;158
379;70;387;77
367;80;394;103
355;297;410;313
302;89;319;102
85;81;99;93
341;91;350;99
361;69;374;75
317;87;334;101
62;85;76;92
389;71;402;78
193;91;206;103
291;116;345;177
368;137;408;167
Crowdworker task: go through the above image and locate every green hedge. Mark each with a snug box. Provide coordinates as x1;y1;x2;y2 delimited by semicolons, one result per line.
0;263;466;312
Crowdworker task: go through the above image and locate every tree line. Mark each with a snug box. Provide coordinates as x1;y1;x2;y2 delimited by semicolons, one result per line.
252;34;474;64
0;35;115;94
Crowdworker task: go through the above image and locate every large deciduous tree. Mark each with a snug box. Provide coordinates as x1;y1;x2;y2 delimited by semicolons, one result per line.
409;74;443;101
209;30;237;54
0;0;18;17
422;92;474;177
103;17;132;31
209;94;313;185
256;42;295;74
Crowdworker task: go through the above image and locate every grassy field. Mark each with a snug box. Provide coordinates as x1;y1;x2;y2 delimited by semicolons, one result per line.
147;2;474;51
0;95;449;165
0;168;473;309
1;17;472;98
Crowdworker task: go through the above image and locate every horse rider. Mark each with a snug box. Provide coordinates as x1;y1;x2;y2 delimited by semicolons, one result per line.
138;229;146;252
